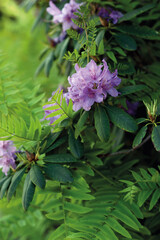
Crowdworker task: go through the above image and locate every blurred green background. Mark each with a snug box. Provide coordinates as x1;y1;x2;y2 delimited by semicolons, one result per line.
0;1;63;239
0;0;65;97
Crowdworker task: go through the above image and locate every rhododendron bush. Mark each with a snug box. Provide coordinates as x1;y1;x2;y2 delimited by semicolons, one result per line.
0;0;160;239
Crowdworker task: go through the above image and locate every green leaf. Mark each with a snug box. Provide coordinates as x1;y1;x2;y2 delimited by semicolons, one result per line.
106;105;138;133
117;61;135;75
44;163;73;183
31;7;46;31
44;153;77;163
138;189;154;207
98;39;105;55
44;51;54;77
106;51;117;63
90;42;96;56
115;33;137;51
136;118;147;124
111;210;139;231
106;217;131;238
40;132;61;153
66;232;93;239
100;224;118;240
48;224;65;240
0;176;12;199
116;202;142;228
0;176;8;189
132;125;148;148
43;89;73;127
69;128;84;159
44;136;67;154
46;211;64;221
126;202;143;219
118;4;155;22
75;111;89;138
30;165;46;189
22;171;35;211
149;189;160;210
117;25;160;40
95;30;105;46
113;47;126;56
7;167;26;201
151;126;160;151
58;37;70;62
63;189;94;200
94;105;110;142
64;202;92;214
119;85;147;96
0;103;8;115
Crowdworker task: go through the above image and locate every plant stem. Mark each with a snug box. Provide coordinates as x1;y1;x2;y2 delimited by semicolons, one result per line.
83;19;89;63
108;134;151;157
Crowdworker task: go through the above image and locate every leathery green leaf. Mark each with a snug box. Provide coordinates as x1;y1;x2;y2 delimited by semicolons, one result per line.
94;105;110;142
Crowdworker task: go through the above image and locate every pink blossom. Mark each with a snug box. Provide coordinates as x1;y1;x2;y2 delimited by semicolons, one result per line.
67;60;121;111
0;141;16;175
98;7;123;24
47;0;81;32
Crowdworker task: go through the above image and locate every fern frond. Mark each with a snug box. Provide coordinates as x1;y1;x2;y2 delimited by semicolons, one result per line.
0;61;44;118
43;89;74;128
64;49;80;63
67;29;80;41
0;112;42;144
121;167;160;210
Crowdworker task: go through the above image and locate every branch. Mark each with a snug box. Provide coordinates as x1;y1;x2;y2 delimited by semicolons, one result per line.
108;134;151;157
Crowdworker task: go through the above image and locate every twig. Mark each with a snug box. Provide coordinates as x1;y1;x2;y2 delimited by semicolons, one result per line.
108;134;151;158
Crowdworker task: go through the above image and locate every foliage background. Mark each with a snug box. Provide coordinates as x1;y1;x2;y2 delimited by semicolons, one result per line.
0;0;160;240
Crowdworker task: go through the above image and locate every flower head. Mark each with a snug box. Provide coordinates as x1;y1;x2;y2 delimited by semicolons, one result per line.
0;141;17;175
98;7;123;24
125;100;139;116
67;59;121;111
47;0;81;32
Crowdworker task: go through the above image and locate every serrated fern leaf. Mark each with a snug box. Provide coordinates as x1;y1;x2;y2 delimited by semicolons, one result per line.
0;112;42;143
43;89;74;127
121;167;160;210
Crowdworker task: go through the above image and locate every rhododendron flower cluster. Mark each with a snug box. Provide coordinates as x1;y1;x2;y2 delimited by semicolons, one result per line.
98;7;123;24
47;0;81;32
67;60;121;111
0;141;17;175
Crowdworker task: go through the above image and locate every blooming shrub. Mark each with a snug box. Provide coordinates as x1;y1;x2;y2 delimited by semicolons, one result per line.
1;0;160;240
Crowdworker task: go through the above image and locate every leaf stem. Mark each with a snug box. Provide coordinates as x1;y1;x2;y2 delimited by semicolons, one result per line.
83;19;89;63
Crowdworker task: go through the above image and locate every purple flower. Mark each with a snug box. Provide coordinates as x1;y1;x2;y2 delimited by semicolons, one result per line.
48;32;67;47
67;59;121;111
0;141;17;175
126;100;139;116
53;31;67;44
98;7;110;19
43;87;69;125
109;10;123;24
98;7;123;24
47;0;81;32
